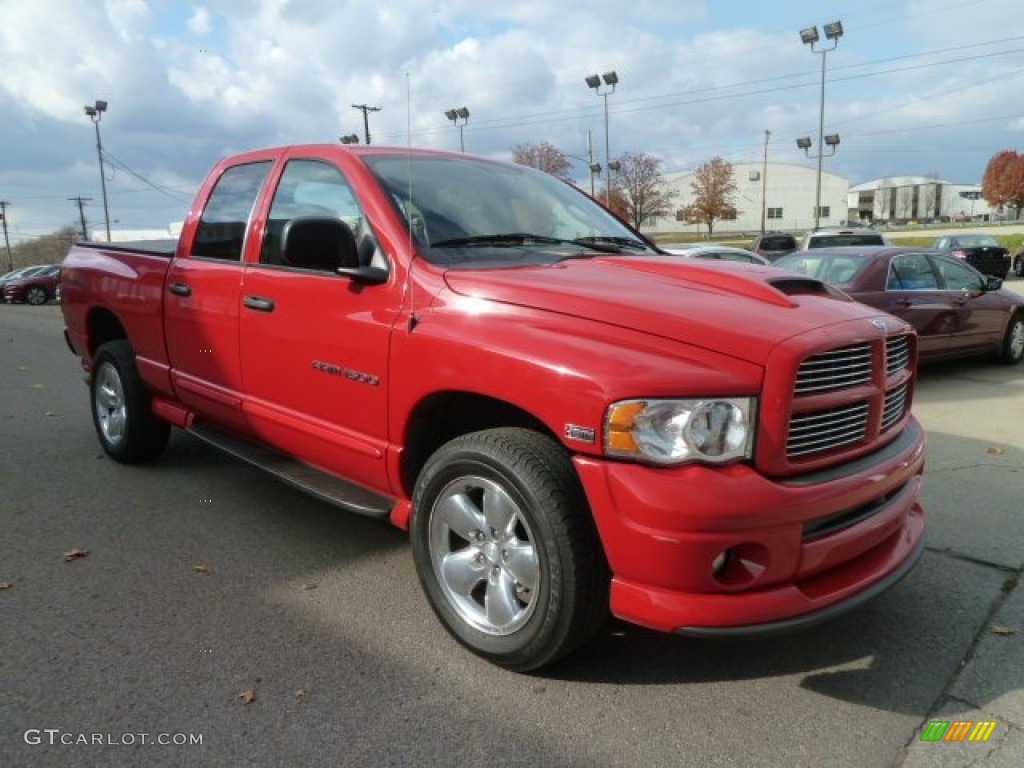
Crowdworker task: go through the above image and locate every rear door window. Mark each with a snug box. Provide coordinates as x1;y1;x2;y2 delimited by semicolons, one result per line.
192;161;273;261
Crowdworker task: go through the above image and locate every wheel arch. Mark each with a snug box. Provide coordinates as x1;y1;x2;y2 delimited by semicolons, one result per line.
399;391;563;500
86;307;129;359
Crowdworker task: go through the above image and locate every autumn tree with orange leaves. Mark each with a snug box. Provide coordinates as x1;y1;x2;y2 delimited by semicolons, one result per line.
512;141;573;182
982;150;1024;218
677;157;738;237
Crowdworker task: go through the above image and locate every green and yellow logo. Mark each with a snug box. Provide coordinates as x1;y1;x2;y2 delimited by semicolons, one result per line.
920;720;997;742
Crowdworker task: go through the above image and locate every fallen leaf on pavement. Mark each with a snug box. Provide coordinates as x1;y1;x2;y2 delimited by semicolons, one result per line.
64;548;90;562
294;689;307;699
0;581;12;590
238;689;257;705
986;446;1005;455
193;564;211;574
991;623;1016;636
302;582;318;590
31;384;44;389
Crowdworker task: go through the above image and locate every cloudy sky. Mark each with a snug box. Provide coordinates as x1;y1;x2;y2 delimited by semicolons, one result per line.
1;0;1022;243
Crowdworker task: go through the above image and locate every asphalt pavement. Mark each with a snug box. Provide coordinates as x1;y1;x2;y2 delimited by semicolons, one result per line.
1;294;1021;768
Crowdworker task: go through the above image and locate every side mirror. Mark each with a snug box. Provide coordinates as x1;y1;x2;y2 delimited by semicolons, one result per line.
281;216;358;272
984;275;1003;292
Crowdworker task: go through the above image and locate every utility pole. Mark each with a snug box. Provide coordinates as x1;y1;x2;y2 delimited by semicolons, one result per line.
351;104;381;145
69;197;92;240
0;200;12;272
760;130;770;235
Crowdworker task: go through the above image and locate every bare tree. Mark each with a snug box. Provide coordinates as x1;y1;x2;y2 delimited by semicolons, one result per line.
982;150;1024;218
677;157;737;237
10;226;78;269
511;141;573;182
613;152;675;230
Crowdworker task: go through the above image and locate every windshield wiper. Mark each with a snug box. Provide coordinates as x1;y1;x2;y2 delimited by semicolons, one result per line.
430;233;623;253
574;235;651;251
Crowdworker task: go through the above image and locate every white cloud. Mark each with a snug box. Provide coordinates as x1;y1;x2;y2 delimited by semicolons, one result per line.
187;7;214;36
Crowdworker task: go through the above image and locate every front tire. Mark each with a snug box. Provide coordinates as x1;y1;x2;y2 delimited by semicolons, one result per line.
999;314;1024;365
411;428;609;671
91;340;171;462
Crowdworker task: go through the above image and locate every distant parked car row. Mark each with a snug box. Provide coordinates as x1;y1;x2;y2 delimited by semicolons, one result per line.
0;264;61;304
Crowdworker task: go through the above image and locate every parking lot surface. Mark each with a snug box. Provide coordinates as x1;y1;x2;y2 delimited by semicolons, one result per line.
1;298;1021;767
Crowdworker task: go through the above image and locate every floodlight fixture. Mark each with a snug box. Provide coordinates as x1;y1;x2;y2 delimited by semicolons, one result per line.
823;21;844;40
824;133;840;146
796;136;812;149
800;26;819;45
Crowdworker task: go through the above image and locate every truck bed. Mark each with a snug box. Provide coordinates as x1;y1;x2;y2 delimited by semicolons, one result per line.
74;239;178;257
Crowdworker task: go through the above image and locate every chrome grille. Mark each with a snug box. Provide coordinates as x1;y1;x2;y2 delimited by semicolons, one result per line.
787;402;869;457
795;343;872;394
882;383;908;431
886;335;911;377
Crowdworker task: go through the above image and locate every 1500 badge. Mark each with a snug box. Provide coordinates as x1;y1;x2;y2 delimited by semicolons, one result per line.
312;360;380;386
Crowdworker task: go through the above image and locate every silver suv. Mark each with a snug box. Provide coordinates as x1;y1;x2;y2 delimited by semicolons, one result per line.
800;228;888;250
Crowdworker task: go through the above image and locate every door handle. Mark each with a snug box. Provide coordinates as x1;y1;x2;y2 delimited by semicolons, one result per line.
243;295;275;312
894;298;912;308
169;282;192;297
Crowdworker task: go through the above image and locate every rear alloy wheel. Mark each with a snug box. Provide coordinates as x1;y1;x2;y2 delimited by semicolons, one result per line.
25;286;48;305
1000;314;1024;365
91;340;171;462
411;428;609;671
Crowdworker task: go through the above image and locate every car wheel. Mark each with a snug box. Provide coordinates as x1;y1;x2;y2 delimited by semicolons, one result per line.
1000;314;1024;365
91;340;171;462
25;286;48;305
411;428;609;671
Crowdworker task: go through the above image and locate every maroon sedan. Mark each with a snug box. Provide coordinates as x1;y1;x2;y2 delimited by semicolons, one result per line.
775;247;1024;365
3;265;60;305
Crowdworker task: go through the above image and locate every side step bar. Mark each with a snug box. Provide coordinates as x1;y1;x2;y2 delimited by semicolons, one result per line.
188;423;393;519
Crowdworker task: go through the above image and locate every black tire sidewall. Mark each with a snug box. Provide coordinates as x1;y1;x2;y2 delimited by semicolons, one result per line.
411;432;577;669
90;340;170;462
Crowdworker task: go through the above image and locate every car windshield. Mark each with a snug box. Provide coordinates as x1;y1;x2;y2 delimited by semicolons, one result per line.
952;235;1000;247
759;236;795;250
362;154;655;267
774;253;871;286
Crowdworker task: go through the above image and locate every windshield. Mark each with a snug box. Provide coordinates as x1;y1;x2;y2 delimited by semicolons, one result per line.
807;233;884;248
774;253;871;286
362;154;655;266
953;235;1000;247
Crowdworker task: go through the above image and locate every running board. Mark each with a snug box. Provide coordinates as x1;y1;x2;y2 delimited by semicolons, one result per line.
187;423;393;519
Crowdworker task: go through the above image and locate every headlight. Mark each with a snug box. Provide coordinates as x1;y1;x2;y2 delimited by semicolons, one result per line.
604;398;756;465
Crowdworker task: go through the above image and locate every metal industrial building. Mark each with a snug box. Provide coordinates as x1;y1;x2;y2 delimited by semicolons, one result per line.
847;177;992;224
643;161;848;237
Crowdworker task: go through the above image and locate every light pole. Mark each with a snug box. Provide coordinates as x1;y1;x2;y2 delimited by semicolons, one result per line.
585;71;618;206
800;20;843;230
84;100;111;242
444;107;470;152
351;104;380;144
796;133;841;226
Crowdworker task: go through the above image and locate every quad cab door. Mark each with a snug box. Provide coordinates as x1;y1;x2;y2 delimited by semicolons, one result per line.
165;157;275;433
238;156;398;495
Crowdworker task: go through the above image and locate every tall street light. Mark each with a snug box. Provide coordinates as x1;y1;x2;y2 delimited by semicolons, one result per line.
585;71;618;206
796;133;841;226
761;129;770;235
84;100;112;242
445;107;470;152
800;20;843;230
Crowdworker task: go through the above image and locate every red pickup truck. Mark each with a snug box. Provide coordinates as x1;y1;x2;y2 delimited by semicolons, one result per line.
61;144;926;670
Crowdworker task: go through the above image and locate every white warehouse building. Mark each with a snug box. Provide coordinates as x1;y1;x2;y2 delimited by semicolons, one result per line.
847;177;994;223
643;161;849;237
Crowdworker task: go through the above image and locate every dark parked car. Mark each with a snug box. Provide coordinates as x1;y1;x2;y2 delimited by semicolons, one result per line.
749;232;797;261
661;244;770;265
775;246;1023;365
0;265;49;294
1012;244;1023;278
930;233;1010;279
3;265;60;305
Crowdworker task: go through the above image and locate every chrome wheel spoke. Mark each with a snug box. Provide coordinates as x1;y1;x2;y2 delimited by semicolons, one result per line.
441;549;487;596
481;485;517;537
437;492;484;541
485;568;520;628
503;542;537;591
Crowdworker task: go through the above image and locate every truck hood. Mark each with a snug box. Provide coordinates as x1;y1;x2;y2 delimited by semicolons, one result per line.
443;255;891;366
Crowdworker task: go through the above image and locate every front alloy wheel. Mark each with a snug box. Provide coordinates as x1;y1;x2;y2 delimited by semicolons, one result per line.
411;428;609;671
25;286;48;305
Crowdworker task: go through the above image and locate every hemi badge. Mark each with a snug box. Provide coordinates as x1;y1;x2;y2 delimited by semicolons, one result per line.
565;424;596;443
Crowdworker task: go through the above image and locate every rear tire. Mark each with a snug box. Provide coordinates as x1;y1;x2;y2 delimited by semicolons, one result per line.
91;340;171;462
411;428;609;671
999;314;1024;365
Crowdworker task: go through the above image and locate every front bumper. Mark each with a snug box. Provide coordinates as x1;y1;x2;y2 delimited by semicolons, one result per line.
574;418;926;634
